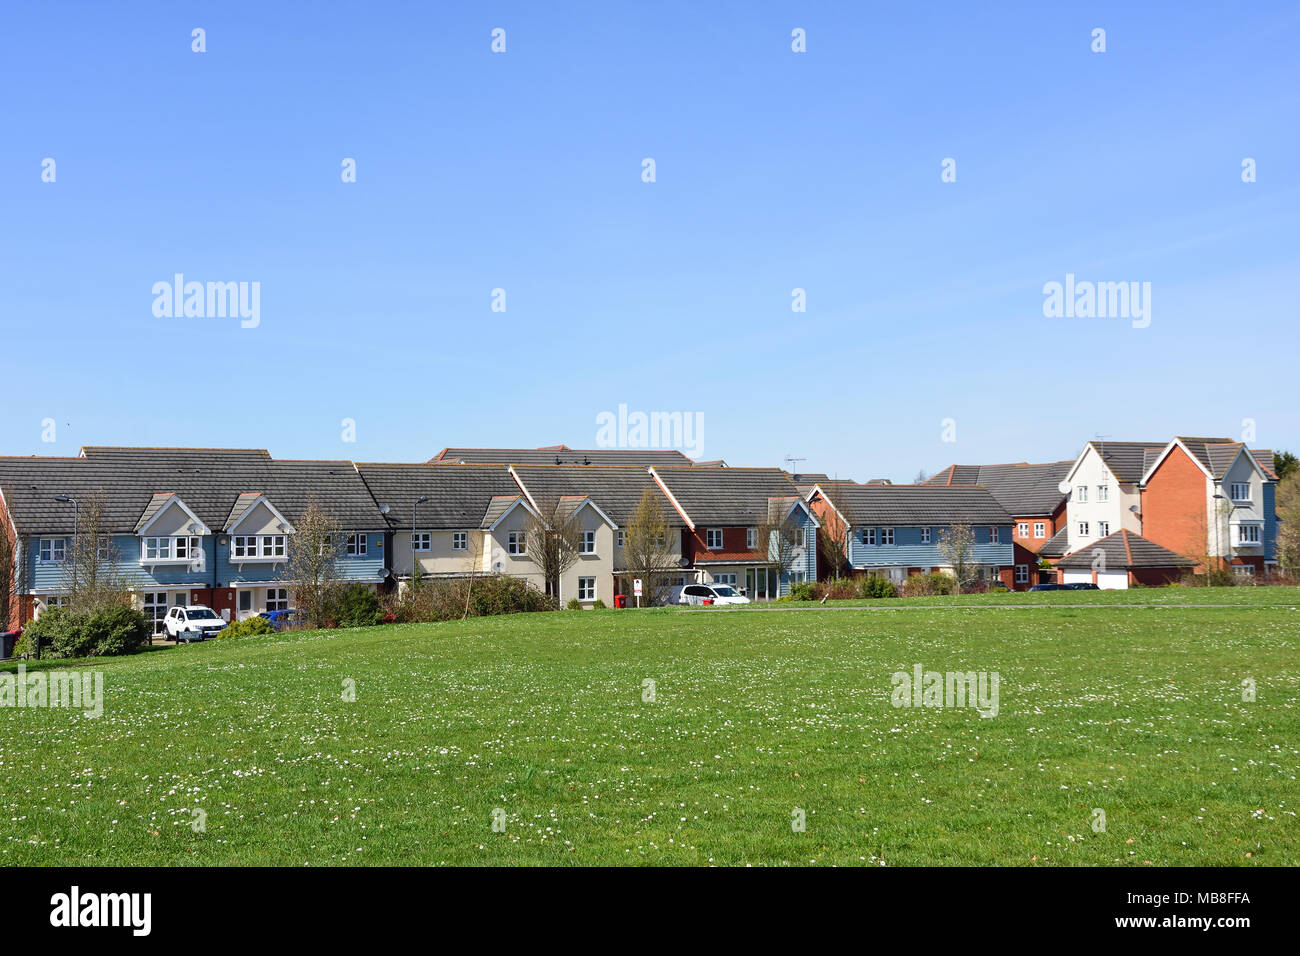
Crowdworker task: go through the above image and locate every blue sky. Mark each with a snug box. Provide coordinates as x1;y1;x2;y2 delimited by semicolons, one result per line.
2;1;1297;480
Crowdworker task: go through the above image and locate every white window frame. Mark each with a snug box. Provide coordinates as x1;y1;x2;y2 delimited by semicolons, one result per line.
1076;485;1088;503
988;527;999;544
1098;521;1109;537
746;527;757;549
1078;522;1089;537
616;530;625;548
231;534;286;561
1098;484;1109;502
706;529;723;550
862;528;877;546
880;528;895;546
1034;522;1045;539
507;531;526;555
1015;564;1030;584
266;587;289;611
1235;524;1262;545
580;530;596;555
143;536;172;560
920;527;931;544
577;577;596;601
1230;482;1250;502
346;533;367;557
451;531;468;551
1017;522;1029;538
412;532;432;551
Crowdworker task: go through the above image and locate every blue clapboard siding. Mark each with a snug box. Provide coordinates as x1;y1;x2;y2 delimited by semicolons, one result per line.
27;531;387;592
1263;483;1277;562
217;530;386;585
26;533;214;592
777;509;818;596
847;524;1014;569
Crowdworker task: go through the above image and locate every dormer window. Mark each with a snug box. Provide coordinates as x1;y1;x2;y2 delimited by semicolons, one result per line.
231;535;285;560
142;536;201;563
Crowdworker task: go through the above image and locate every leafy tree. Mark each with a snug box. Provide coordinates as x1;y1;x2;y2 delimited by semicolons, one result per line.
1272;450;1298;481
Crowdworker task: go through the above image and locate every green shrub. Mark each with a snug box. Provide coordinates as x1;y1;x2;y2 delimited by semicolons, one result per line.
382;575;552;623
81;605;149;656
329;584;383;627
218;615;275;639
567;598;582;610
856;575;899;599
592;599;607;609
24;605;148;659
788;581;817;601
901;572;956;597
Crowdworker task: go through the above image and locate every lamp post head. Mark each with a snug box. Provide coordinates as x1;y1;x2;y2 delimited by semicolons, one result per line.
53;494;71;503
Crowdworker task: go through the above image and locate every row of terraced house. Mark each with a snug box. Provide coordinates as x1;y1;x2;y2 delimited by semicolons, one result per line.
0;436;1281;632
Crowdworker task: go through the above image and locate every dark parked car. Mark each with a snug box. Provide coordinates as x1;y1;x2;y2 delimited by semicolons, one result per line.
1028;583;1070;592
258;609;303;631
1064;582;1100;590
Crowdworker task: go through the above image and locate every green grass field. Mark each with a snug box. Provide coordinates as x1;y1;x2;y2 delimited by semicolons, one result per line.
2;587;1297;866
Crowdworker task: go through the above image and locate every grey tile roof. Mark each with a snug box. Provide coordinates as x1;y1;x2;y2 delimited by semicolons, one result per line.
818;483;1015;526
430;446;696;466
1038;525;1071;559
1086;441;1167;482
353;463;521;529
924;460;1073;516
80;446;272;464
1055;530;1196;570
480;495;526;529
0;451;381;536
1251;449;1278;479
651;467;802;526
509;465;684;528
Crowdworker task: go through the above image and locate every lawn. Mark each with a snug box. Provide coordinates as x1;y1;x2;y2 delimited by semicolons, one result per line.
2;588;1297;866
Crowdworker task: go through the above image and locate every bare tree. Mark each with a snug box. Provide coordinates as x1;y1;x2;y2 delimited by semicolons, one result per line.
621;488;679;606
525;501;585;608
62;490;129;614
937;522;977;594
913;469;930;484
813;484;853;581
281;497;344;628
755;502;807;599
461;529;485;619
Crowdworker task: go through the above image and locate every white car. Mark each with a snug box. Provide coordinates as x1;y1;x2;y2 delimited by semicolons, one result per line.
164;605;227;642
677;583;751;606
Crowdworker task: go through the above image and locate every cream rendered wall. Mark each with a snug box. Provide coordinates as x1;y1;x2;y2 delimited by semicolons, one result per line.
483;505;546;592
1066;447;1141;552
560;511;615;606
393;529;481;577
146;500;203;536
233;500;289;536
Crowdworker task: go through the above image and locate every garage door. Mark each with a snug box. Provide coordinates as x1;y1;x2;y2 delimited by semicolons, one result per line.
1062;570;1093;586
1096;570;1128;590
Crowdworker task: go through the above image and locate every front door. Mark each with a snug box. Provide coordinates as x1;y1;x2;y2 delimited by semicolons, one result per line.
746;567;770;600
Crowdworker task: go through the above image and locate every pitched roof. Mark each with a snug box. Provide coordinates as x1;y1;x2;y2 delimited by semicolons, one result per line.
0;451;380;535
1038;524;1071;559
650;467;803;527
924;460;1073;516
1085;441;1168;482
353;462;521;529
430;446;696;466
1251;449;1278;480
508;465;684;528
815;483;1014;526
1056;530;1196;570
80;445;272;464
